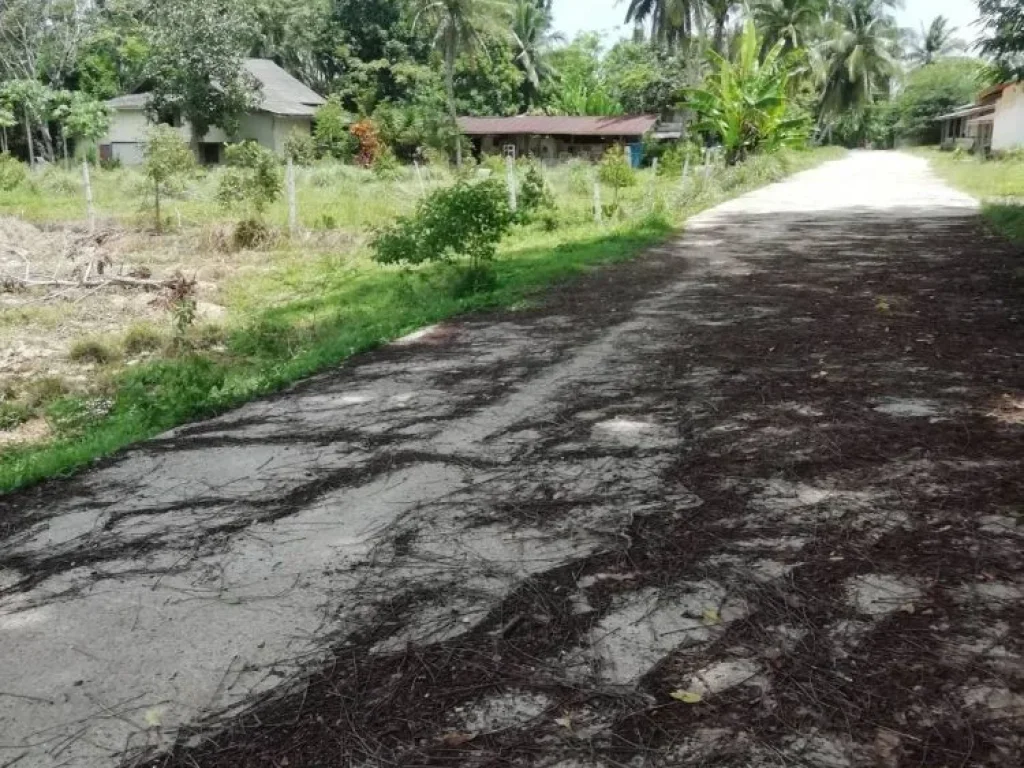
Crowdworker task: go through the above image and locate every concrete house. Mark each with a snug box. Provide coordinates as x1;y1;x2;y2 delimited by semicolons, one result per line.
458;115;682;164
99;59;325;166
937;81;1024;154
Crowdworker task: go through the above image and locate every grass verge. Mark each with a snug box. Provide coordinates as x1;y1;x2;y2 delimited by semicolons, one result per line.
915;147;1024;244
0;147;844;494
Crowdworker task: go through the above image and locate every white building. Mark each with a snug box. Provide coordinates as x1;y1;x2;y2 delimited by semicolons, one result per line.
99;59;325;166
938;81;1024;155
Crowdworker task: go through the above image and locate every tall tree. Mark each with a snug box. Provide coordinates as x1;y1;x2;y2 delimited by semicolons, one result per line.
818;0;900;120
907;15;964;66
0;0;89;87
705;0;737;55
623;0;705;50
511;0;563;108
977;0;1024;80
145;0;262;149
753;0;827;52
413;0;512;165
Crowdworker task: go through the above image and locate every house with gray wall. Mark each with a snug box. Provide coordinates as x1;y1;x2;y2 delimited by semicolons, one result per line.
99;59;325;165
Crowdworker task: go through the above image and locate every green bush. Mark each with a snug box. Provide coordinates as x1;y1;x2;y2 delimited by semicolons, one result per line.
283;130;318;166
517;163;556;224
123;323;165;355
233;218;273;250
0;400;30;430
567;159;591;196
0;153;27;191
372;146;402;180
217;141;282;217
373;177;513;273
599;145;637;201
46;396;111;436
68;337;118;364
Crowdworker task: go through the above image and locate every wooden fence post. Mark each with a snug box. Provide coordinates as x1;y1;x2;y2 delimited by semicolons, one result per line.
82;158;95;234
593;178;602;224
505;156;517;213
413;160;426;196
286;157;298;237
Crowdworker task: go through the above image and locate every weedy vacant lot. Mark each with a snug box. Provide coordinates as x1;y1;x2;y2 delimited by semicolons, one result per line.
0;148;844;491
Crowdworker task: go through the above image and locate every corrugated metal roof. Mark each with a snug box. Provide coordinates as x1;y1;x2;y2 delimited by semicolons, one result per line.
106;60;325;117
242;59;325;116
458;115;659;137
936;104;995;121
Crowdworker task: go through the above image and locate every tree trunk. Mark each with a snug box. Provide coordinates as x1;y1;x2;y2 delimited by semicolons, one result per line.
82;158;95;233
40;122;56;162
445;42;461;167
713;12;728;55
62;131;69;167
1;126;7;154
23;109;35;166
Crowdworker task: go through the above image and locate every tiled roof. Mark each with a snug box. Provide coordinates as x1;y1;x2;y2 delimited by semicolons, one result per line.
242;59;325;116
458;115;659;137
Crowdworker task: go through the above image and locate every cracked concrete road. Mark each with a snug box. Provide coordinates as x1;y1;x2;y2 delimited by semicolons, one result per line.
3;152;1024;767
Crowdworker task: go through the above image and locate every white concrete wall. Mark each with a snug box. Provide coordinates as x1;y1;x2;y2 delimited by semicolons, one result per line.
992;84;1024;152
100;109;312;164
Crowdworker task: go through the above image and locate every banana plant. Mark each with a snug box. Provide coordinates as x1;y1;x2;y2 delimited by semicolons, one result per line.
686;18;809;164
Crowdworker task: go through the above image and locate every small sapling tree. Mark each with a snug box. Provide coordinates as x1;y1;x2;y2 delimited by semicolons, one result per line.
143;125;195;232
216;141;283;248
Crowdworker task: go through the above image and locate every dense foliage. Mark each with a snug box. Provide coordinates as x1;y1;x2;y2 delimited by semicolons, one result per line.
0;0;1016;159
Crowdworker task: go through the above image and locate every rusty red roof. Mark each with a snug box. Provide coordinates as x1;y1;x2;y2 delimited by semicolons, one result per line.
458;115;659;137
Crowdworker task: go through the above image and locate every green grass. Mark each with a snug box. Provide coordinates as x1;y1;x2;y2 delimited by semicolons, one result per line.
0;147;844;493
916;147;1024;244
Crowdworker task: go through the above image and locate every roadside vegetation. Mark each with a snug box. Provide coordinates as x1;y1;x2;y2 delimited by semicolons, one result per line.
920;148;1024;244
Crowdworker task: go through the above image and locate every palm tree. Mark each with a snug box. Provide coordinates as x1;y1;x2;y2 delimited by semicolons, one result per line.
623;0;705;50
414;0;512;165
818;0;900;120
511;0;563;109
753;0;827;52
906;15;964;66
705;0;736;54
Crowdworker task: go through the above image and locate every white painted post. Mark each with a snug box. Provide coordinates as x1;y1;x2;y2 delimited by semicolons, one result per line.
82;158;95;233
593;178;602;224
704;149;712;180
413;160;426;196
286;157;298;237
682;156;690;183
505;156;517;213
651;157;659;175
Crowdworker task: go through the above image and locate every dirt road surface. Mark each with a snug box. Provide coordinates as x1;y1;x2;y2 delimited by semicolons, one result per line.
2;152;1023;767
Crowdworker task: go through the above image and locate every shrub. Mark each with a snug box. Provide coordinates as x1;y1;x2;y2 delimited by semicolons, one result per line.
567;159;591;195
0;153;27;191
373;177;513;273
350;119;383;167
143;126;195;231
0;400;30;430
283;130;317;166
68;337;117;364
657;142;703;177
372;146;402;180
314;95;356;160
39;166;79;195
123;323;165;355
23;376;70;408
599;145;637;202
517;163;556;224
217;141;282;217
233;218;273;250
